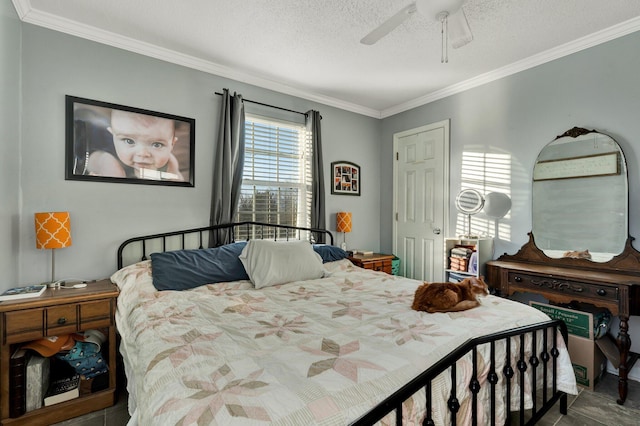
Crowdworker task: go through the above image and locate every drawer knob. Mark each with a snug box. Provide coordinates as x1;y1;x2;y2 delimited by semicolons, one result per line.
57;317;67;325
597;289;607;296
514;276;522;282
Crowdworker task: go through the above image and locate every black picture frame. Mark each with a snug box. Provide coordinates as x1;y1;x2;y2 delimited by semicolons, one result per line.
331;161;360;196
65;95;195;187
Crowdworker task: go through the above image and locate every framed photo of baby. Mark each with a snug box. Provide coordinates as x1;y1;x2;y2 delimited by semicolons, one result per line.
330;161;360;196
65;95;195;187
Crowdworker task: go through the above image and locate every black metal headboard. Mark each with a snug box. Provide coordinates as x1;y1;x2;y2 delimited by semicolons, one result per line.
117;221;334;269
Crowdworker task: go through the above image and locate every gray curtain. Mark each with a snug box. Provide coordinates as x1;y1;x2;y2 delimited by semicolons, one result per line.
306;110;326;243
210;89;245;246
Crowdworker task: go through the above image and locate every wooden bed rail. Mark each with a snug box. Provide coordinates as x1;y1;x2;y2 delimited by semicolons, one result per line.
350;319;569;426
117;221;334;269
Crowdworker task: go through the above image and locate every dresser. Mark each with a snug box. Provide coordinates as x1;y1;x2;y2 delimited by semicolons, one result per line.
0;280;119;425
486;234;640;405
348;253;395;274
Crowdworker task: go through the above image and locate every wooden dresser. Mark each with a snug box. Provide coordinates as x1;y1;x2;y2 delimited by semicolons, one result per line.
0;280;119;425
349;253;395;274
486;234;640;405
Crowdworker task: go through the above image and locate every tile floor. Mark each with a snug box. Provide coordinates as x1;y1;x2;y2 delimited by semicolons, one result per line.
537;373;640;426
54;373;640;426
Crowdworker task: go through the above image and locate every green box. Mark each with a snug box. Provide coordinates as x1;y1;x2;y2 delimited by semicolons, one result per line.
530;302;593;339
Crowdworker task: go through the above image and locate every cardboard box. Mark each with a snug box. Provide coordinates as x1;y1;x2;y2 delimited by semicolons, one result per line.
530;301;593;339
568;334;607;390
530;302;606;390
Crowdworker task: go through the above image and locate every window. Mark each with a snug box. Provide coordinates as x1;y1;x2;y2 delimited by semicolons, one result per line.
236;114;312;238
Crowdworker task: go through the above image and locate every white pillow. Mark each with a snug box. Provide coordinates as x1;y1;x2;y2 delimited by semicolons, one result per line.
239;240;324;289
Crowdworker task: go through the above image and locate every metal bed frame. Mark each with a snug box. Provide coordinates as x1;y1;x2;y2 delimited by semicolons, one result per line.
116;222;569;425
117;221;333;269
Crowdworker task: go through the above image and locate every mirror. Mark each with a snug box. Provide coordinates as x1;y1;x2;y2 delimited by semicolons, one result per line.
532;127;628;262
456;189;484;238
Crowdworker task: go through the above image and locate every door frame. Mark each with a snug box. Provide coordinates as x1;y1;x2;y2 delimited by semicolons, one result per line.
392;119;450;280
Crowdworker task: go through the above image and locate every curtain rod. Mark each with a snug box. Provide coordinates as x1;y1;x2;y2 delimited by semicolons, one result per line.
215;91;321;119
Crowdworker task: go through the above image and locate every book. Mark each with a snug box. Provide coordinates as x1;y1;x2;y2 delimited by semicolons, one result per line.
9;348;28;417
44;374;80;406
353;249;373;256
26;355;50;412
0;285;46;302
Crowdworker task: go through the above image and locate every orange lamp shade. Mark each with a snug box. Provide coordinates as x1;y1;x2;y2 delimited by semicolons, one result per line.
35;212;72;249
336;212;352;233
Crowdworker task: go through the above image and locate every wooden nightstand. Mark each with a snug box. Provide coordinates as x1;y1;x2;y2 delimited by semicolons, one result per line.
348;253;395;274
0;279;119;426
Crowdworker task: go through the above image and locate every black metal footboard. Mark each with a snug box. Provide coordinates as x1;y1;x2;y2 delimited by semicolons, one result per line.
350;319;569;426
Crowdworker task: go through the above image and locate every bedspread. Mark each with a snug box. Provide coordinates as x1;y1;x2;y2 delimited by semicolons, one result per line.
112;259;577;425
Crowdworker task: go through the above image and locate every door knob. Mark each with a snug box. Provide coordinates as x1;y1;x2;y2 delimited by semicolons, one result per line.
433;228;441;235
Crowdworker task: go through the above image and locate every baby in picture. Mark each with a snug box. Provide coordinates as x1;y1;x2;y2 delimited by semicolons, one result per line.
87;109;183;180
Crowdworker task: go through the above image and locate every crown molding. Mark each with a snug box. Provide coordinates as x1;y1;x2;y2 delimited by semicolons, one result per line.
14;1;640;120
13;0;381;118
11;0;31;19
381;15;640;118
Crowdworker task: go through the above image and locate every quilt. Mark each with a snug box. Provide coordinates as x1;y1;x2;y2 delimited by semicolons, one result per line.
112;259;577;425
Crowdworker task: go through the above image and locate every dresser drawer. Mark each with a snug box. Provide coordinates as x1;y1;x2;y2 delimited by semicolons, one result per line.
3;299;113;344
4;308;45;343
47;304;78;335
508;272;619;302
368;260;392;274
79;299;113;329
349;254;395;275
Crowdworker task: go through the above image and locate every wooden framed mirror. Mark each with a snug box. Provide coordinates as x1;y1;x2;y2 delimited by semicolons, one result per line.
486;127;640;405
532;127;627;263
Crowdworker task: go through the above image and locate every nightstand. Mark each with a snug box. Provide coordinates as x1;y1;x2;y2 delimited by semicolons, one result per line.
348;253;395;274
0;279;119;426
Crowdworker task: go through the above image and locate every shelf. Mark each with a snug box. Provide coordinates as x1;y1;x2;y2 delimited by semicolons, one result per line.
445;269;475;276
444;237;493;282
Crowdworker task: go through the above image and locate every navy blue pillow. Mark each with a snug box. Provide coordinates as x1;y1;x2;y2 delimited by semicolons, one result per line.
151;242;248;291
313;245;348;263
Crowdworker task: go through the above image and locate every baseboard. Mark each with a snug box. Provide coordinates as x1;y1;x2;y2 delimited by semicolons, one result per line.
606;361;640;382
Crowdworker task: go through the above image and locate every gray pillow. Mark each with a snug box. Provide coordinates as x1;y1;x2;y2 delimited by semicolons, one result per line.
151;242;248;291
239;240;324;289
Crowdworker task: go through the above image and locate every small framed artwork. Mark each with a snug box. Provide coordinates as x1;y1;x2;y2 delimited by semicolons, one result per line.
65;95;195;187
331;161;360;196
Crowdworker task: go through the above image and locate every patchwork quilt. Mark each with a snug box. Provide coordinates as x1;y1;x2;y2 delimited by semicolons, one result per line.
112;259;577;425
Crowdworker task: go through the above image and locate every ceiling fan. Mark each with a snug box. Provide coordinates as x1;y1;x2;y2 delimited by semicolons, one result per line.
360;0;473;62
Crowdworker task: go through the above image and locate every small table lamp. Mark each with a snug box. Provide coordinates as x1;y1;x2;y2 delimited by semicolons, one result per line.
336;212;352;251
34;212;72;285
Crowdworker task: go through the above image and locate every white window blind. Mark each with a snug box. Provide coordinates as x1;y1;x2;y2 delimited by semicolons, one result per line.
236;114;312;239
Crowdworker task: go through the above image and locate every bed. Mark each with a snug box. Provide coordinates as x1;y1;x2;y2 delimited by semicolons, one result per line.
112;222;577;425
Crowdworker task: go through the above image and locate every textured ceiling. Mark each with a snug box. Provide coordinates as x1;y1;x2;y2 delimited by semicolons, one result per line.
12;0;640;118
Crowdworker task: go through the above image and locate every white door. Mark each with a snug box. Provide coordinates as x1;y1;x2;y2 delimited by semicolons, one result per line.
393;120;449;282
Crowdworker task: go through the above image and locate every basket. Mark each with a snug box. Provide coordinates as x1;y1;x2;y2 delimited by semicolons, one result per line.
391;256;400;275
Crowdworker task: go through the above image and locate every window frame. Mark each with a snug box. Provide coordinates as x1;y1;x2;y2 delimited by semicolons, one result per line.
237;113;312;233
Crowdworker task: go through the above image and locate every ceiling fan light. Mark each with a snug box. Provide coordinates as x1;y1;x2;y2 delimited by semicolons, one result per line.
416;0;466;19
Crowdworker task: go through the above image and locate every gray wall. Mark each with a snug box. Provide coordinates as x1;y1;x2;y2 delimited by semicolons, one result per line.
0;2;21;286
381;31;640;256
380;30;640;365
8;24;381;286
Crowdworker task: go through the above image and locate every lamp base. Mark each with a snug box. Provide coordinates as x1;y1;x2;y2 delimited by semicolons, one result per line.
340;242;347;250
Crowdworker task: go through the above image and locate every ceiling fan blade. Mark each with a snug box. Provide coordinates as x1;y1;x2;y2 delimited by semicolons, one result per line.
449;9;473;49
360;3;417;45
